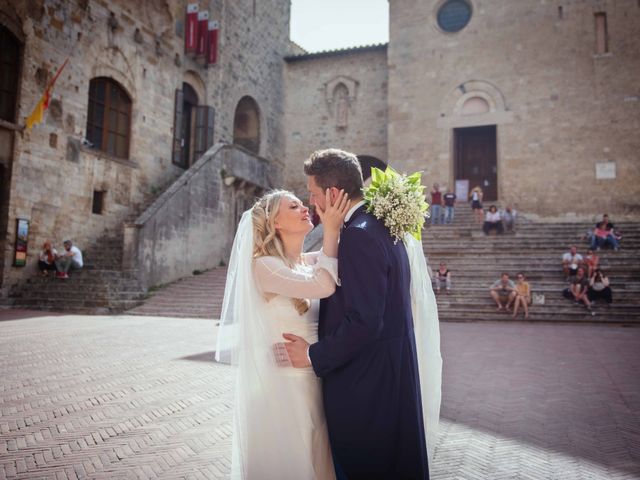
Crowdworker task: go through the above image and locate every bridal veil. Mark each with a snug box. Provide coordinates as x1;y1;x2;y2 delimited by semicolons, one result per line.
215;211;316;479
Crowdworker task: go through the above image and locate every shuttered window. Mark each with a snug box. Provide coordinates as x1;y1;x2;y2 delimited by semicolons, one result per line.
86;77;132;159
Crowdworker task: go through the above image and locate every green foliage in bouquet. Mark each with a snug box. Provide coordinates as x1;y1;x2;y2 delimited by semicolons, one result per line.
363;166;430;243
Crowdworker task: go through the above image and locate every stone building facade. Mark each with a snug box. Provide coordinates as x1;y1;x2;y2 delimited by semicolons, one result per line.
0;0;290;293
284;0;640;220
1;0;639;299
284;45;389;194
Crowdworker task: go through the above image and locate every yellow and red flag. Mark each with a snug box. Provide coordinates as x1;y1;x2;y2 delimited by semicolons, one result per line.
25;58;69;130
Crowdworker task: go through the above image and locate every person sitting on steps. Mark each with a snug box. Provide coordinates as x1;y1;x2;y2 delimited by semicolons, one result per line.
584;249;600;277
490;273;517;312
435;262;452;294
587;269;613;306
561;245;584;280
483;205;504;235
512;272;531;319
562;267;594;315
55;240;83;279
38;241;58;277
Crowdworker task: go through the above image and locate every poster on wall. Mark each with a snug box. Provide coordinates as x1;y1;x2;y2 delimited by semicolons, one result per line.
455;179;469;203
14;218;29;267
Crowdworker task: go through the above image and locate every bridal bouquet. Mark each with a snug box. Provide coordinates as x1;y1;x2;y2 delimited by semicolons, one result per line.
363;166;430;243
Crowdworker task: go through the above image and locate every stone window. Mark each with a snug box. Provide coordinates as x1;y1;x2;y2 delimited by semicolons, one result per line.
92;190;105;215
86;77;132;159
0;26;21;123
595;12;608;54
437;0;472;33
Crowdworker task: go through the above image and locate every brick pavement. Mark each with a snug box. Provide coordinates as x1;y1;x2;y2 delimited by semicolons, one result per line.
1;313;639;479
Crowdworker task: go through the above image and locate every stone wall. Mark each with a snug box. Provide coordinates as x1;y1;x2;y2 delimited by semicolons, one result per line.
387;0;640;219
283;46;388;198
124;144;271;289
0;0;289;292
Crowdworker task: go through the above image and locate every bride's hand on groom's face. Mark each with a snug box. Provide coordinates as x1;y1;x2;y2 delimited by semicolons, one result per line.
316;189;349;232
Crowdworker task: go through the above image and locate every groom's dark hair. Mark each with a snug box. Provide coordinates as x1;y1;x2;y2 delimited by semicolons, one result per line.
303;149;364;197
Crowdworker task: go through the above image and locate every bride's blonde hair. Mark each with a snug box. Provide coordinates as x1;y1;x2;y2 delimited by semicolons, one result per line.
252;190;311;315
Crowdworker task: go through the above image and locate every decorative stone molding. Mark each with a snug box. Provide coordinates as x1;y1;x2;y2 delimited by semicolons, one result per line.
438;79;513;128
324;75;358;128
91;57;136;99
183;70;206;103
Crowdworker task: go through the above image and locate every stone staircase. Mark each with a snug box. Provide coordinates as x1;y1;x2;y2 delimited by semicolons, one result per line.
127;268;228;318
128;203;639;324
423;204;640;323
8;229;147;314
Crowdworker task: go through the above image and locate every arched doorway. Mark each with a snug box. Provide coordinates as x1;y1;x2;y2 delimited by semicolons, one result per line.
0;24;22;286
180;82;198;167
233;96;260;154
357;155;387;181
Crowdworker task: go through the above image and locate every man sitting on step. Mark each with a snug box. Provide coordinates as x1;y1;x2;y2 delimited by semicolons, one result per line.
489;273;517;312
561;245;584;280
55;240;83;279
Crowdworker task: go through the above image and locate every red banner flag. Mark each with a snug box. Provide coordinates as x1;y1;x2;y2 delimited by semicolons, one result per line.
207;21;219;65
196;11;209;57
185;3;198;55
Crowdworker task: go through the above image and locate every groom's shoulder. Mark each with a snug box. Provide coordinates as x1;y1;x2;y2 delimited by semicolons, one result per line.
345;211;387;240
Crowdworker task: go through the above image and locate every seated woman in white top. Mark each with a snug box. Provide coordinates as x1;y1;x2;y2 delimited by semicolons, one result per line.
216;188;350;480
483;204;504;235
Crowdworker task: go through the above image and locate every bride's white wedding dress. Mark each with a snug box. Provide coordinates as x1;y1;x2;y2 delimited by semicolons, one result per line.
216;211;337;480
251;256;337;480
217;211;442;479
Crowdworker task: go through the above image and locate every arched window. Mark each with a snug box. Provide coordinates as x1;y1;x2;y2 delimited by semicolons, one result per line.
233;96;260;154
0;26;21;123
86;77;132;159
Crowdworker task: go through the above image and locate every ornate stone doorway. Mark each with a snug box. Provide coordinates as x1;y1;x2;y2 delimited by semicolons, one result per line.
454;125;498;201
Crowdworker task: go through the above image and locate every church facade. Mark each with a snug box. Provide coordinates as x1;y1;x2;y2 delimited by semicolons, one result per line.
284;0;640;220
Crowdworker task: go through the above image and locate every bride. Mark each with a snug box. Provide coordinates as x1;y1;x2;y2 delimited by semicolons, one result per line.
216;188;442;479
216;188;350;479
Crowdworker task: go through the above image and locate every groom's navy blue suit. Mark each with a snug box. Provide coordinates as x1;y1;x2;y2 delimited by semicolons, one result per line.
309;205;429;479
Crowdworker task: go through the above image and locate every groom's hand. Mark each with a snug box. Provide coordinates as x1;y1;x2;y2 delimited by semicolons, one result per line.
282;333;311;368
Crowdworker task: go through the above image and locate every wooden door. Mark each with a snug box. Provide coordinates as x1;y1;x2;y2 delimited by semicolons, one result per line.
454;126;498;201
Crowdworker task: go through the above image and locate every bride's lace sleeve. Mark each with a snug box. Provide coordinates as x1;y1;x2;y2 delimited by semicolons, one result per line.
254;254;339;299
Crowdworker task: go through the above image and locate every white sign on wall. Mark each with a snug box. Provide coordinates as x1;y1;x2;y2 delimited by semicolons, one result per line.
455;179;469;201
595;161;616;180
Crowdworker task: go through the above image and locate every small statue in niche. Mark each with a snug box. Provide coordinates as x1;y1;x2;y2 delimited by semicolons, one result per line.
334;83;349;129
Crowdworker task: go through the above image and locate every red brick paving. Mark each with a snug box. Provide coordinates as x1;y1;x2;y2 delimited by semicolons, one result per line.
0;315;639;479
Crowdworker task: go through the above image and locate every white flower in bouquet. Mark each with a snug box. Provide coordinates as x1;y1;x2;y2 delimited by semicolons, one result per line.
363;167;430;243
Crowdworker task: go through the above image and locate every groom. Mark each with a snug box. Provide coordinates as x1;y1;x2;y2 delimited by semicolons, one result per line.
284;149;429;479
